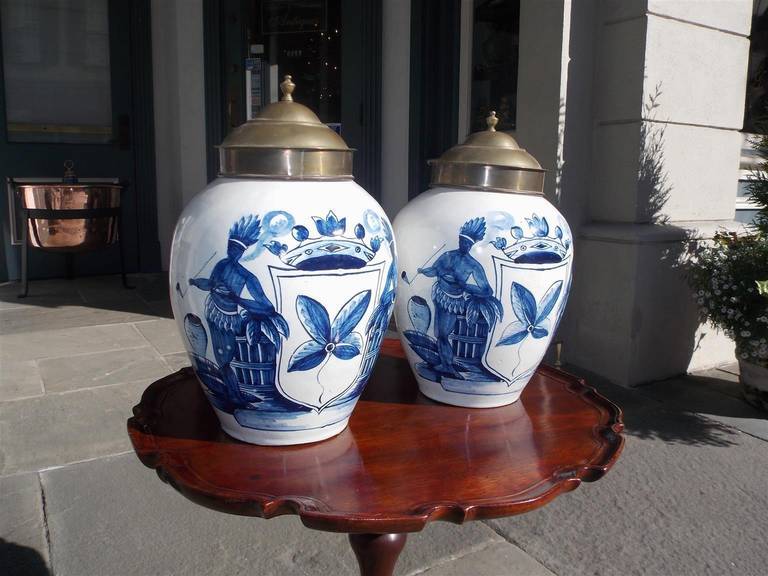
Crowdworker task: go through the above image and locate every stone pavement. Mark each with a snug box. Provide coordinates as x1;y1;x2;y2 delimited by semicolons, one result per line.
1;274;766;576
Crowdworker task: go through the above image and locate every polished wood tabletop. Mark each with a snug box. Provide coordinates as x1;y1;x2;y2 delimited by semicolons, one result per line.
128;339;624;535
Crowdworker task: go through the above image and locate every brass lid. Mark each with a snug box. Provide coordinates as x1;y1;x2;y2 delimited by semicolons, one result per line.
428;111;545;195
218;75;353;179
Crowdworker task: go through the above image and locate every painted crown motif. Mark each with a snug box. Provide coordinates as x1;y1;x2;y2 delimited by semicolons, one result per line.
490;214;570;264
270;211;384;271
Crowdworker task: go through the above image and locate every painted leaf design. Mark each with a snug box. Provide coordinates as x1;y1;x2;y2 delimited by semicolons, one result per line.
490;296;504;322
296;295;331;343
535;281;563;325
287;340;327;372
511;282;537;325
532;327;549;339
334;332;363;360
271;313;290;339
246;321;260;346
407;296;431;333
403;330;440;366
260;320;279;347
465;300;479;328
511;226;524;239
496;319;529;346
332;290;371;341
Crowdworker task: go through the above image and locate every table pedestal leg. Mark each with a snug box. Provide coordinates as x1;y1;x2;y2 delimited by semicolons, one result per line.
348;533;407;576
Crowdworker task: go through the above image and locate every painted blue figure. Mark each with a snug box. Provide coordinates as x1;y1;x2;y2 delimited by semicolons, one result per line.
189;215;288;405
418;218;500;375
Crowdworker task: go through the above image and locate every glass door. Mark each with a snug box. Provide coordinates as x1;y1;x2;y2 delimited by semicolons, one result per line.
213;0;381;198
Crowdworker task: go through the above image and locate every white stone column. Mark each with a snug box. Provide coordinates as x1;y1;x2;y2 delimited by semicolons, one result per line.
562;1;753;385
380;0;411;219
151;0;208;269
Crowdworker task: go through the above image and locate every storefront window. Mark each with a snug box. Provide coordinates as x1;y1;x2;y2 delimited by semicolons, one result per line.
469;0;519;133
744;0;767;134
246;0;341;125
0;0;113;143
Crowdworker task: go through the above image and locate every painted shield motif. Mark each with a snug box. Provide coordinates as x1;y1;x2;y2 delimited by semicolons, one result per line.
270;262;385;411
484;256;571;388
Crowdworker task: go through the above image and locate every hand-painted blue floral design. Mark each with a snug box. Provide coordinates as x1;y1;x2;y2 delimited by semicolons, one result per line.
496;280;563;346
526;214;549;237
511;226;524;239
370;236;383;253
491;237;507;250
292;225;309;241
288;290;372;372
312;211;346;237
354;223;366;239
264;240;288;256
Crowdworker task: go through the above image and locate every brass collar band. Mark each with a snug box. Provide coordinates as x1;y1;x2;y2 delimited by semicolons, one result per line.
429;161;545;195
219;148;354;179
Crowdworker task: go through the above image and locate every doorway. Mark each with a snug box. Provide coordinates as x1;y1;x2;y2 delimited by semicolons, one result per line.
203;0;382;199
0;0;159;281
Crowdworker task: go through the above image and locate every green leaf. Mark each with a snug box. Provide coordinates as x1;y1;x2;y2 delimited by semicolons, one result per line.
757;280;768;298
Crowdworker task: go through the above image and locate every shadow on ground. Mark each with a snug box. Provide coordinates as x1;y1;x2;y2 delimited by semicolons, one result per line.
0;539;50;576
563;363;743;447
0;273;173;321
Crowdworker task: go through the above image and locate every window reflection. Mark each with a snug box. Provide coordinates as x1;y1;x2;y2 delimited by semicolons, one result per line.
0;0;112;143
247;0;341;124
470;0;519;133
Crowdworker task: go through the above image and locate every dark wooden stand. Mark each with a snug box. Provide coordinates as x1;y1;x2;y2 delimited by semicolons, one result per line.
128;339;624;575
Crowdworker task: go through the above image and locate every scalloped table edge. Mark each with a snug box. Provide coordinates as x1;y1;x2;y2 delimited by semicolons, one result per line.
127;362;624;534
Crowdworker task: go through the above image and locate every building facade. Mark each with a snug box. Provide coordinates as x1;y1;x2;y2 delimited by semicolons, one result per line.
1;0;763;387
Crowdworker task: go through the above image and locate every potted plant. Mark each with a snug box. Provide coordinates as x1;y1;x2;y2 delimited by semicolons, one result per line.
687;132;768;411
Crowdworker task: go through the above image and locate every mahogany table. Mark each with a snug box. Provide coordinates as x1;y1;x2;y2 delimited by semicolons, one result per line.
128;339;624;576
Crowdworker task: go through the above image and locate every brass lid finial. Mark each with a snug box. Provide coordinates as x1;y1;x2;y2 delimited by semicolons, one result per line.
280;75;295;102
487;111;498;132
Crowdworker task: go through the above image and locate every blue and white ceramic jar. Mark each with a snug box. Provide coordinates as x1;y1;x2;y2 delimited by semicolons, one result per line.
170;77;396;444
393;112;572;408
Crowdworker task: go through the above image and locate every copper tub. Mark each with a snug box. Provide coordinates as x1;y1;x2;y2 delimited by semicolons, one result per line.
18;184;121;252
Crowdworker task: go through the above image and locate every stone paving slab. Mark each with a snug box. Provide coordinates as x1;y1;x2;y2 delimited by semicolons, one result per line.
486;401;768;576
0;473;50;576
38;346;172;394
75;275;164;306
0;324;147;362
134;319;185;355
639;375;768;442
0;360;44;401
162;352;192;372
40;453;505;576
0;302;157;336
414;541;555;576
0;380;148;476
